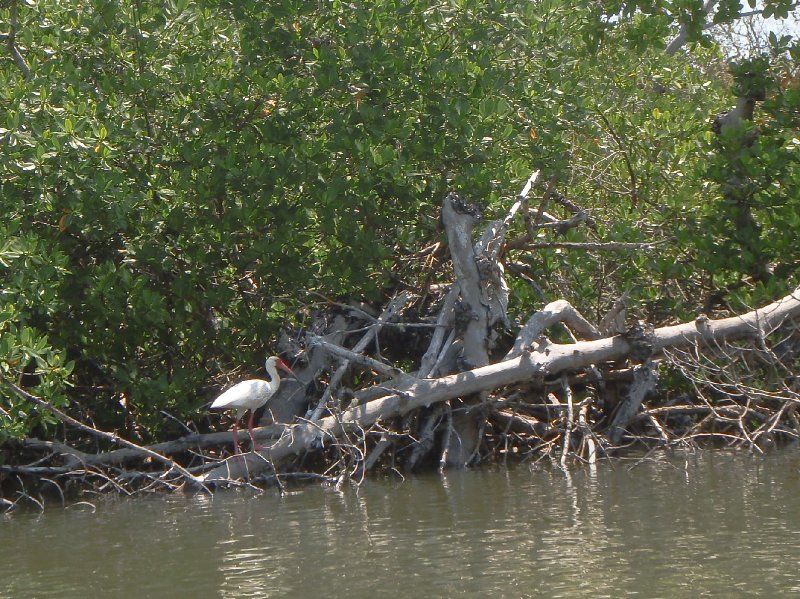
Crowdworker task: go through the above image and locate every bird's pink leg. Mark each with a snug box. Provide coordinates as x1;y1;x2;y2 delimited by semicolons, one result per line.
231;420;242;455
246;410;261;452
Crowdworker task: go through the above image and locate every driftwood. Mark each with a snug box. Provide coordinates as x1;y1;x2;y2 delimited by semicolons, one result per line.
4;176;800;505
197;285;800;482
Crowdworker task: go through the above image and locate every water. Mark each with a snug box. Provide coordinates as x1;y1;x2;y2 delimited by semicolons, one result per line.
3;450;800;598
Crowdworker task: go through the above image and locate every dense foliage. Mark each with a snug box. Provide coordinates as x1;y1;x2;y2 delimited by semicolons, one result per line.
1;0;798;443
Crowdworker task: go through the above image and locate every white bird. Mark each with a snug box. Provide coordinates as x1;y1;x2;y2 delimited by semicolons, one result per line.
210;356;296;454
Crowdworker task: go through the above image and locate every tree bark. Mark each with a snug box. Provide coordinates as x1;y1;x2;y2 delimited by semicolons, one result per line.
439;193;491;467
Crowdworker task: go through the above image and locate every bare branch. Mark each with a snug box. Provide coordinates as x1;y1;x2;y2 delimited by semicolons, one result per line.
1;377;206;489
306;334;404;378
419;287;458;378
518;240;661;251
666;0;718;55
505;299;601;360
559;375;574;468
5;0;31;79
596;110;638;205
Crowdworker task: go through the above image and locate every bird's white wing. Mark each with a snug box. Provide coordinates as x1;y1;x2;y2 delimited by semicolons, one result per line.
210;379;271;410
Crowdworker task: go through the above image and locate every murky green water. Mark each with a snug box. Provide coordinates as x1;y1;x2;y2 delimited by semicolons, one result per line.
3;450;800;598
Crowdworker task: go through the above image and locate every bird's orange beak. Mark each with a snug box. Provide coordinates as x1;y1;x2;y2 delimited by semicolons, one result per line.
277;359;296;378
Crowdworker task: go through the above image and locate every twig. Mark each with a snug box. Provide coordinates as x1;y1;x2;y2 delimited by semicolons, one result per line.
159;410;195;435
518;240;661;251
596;110;638;205
531;173;557;229
546;188;599;231
506;212;592;252
66;501;98;513
40;478;66;507
577;398;598;464
666;0;718;55
14;478;44;512
485;170;540;261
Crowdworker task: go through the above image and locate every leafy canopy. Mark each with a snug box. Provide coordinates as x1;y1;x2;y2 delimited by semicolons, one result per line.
0;0;797;441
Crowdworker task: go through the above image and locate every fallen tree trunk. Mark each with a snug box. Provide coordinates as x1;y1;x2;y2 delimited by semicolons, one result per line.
199;286;800;482
19;425;286;468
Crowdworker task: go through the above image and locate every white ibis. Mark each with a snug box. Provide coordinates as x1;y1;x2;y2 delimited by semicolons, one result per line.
210;356;296;454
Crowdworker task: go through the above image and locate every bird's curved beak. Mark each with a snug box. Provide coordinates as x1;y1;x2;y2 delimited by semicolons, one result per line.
278;360;297;379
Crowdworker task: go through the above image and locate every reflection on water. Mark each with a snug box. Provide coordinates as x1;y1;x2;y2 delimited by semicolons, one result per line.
3;450;800;598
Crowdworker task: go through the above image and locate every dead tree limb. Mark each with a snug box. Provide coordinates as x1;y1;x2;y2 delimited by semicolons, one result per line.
2;0;31;79
199;286;800;483
308;292;412;420
307;334;404;379
549;189;598;231
505;299;601;360
559;375;575;468
606;362;658;444
516;240;660;251
269;313;351;423
20;426;286;468
1;377;207;489
665;0;718;55
483;170;539;261
418;288;458;378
